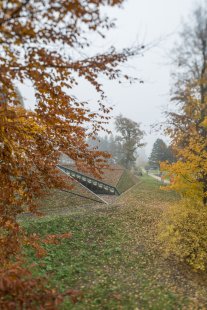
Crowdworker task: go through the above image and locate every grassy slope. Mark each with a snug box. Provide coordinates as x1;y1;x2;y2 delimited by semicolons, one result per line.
23;176;207;309
34;180;103;216
116;170;139;194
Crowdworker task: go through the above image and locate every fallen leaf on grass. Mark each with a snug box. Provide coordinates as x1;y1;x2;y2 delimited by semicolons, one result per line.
43;233;72;244
64;289;83;303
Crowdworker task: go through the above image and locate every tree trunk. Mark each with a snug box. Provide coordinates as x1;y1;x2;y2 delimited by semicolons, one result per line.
203;179;207;206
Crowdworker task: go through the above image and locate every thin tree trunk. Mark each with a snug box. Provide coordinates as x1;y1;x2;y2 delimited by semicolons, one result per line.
203;179;207;206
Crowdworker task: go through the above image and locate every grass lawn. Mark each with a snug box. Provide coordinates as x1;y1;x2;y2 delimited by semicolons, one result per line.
147;169;160;175
23;176;207;309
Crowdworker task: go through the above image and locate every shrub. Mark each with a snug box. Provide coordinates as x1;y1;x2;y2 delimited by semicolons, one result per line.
159;199;207;271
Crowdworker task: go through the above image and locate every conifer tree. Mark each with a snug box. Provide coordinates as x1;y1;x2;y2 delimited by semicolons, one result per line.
148;139;170;169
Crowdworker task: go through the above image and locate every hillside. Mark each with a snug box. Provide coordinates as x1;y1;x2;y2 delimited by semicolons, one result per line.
23;176;207;309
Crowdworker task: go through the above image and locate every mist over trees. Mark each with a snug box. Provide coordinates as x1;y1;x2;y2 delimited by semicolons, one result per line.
115;115;145;169
88;134;122;163
88;115;145;169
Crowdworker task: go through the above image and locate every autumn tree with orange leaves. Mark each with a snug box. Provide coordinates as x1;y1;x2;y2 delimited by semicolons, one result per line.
159;3;207;271
162;3;207;205
0;1;142;308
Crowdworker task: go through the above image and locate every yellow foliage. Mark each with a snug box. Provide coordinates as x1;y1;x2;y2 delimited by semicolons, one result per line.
200;116;207;128
160;134;207;204
159;134;207;271
159;199;207;271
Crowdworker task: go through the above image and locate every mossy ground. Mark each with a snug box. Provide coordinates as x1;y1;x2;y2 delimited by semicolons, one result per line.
23;176;207;309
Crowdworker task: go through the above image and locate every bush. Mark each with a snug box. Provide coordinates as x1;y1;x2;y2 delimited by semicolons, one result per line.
159;199;207;271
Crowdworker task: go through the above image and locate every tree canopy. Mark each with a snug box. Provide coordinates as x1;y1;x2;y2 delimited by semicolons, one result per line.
160;2;207;272
148;139;175;169
0;1;142;307
115;115;144;169
0;0;137;243
163;2;207;205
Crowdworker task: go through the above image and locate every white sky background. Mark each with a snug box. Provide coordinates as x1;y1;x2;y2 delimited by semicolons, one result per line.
21;0;198;156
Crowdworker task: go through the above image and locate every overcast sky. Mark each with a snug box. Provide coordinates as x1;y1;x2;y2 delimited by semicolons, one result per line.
103;0;198;156
83;0;197;155
21;0;198;156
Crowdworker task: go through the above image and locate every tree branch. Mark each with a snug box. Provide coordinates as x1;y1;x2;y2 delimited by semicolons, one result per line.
0;0;30;27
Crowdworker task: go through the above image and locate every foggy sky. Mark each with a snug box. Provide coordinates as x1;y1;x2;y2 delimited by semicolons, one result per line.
99;0;197;155
20;0;198;156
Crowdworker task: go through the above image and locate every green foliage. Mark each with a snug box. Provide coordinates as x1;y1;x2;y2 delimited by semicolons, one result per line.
88;116;145;169
159;199;207;271
115;115;145;169
148;139;175;169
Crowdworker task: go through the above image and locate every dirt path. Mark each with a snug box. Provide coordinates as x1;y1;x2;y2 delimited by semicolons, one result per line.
148;173;170;184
